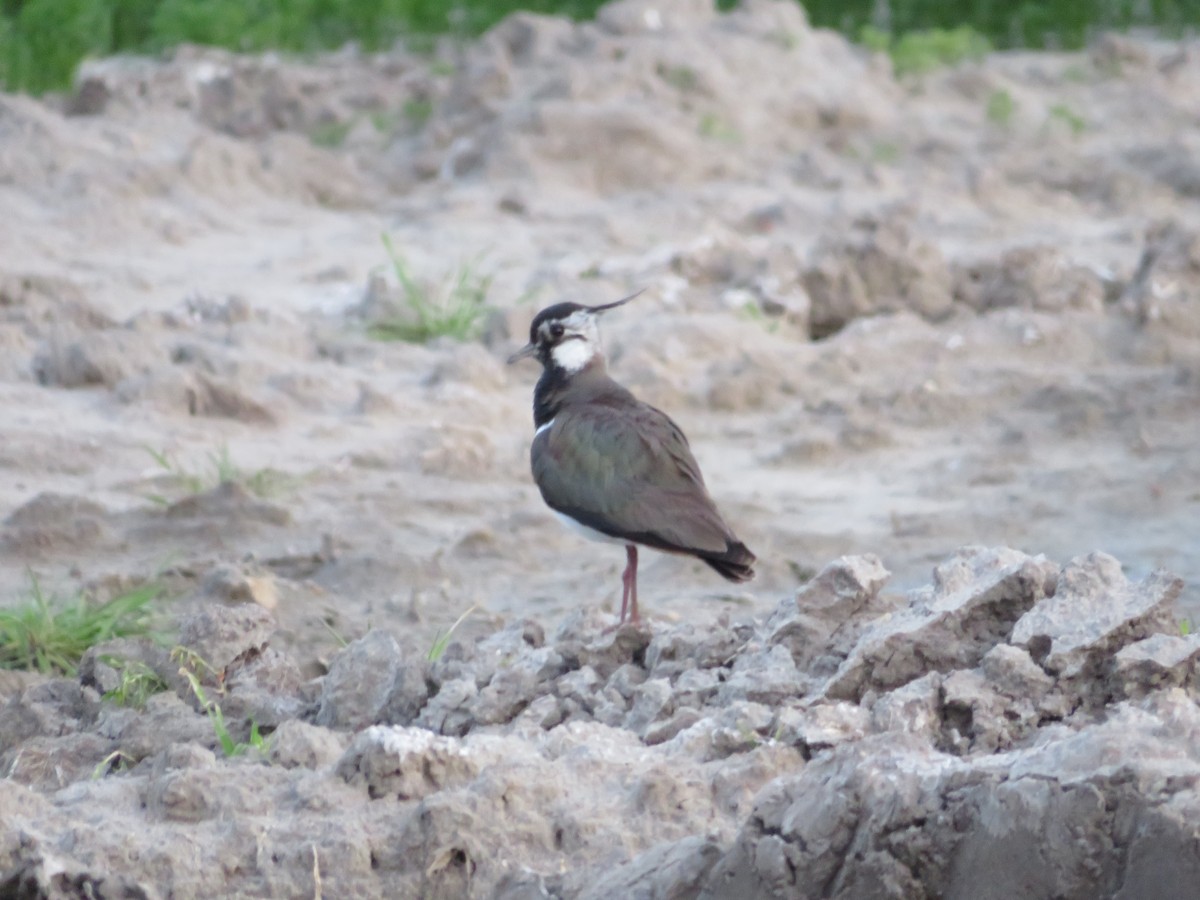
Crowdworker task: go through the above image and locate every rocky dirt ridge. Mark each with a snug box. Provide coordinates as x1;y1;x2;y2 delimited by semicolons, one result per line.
1;546;1193;898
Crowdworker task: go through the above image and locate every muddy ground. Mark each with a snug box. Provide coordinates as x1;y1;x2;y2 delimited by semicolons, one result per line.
1;0;1198;896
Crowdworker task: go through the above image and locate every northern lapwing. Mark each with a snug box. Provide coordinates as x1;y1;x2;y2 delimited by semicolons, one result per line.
508;291;756;625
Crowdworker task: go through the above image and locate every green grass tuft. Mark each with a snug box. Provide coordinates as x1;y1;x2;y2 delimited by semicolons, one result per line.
175;647;269;756
428;604;478;662
698;112;740;143
0;580;164;676
858;24;892;54
367;234;492;344
866;25;992;77
870;140;900;164
986;89;1016;126
310;118;354;148
402;97;433;128
1047;102;1086;135
656;62;699;92
101;656;170;708
740;299;781;334
143;444;295;505
91;749;136;779
787;560;818;583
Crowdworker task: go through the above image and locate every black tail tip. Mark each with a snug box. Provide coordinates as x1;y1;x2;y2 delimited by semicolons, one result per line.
705;543;756;583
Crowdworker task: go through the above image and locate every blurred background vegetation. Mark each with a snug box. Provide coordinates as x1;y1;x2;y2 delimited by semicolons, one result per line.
1;0;1198;94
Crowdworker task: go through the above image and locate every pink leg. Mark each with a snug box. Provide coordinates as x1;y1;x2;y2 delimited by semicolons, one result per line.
624;545;639;623
618;563;630;623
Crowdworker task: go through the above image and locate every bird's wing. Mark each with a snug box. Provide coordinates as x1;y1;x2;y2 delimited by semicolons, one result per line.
531;401;735;555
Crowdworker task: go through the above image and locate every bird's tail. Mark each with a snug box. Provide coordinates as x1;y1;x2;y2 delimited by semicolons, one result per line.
702;541;756;583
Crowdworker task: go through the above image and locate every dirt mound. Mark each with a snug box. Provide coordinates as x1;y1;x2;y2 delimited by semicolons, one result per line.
0;82;363;252
803;210;955;338
390;0;899;193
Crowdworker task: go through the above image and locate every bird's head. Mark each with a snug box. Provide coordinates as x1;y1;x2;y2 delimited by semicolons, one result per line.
507;290;641;374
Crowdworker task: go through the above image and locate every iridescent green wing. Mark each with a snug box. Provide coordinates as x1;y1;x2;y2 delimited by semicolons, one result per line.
532;402;733;554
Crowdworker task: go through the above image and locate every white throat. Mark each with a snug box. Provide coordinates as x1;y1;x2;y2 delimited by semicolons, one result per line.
550;338;597;374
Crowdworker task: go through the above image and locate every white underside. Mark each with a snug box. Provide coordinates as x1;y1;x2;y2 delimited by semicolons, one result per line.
553;511;629;547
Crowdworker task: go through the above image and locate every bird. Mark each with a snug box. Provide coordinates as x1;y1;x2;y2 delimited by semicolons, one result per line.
508;291;756;625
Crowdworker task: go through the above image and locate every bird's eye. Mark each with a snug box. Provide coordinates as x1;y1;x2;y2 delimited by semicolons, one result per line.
549;322;565;339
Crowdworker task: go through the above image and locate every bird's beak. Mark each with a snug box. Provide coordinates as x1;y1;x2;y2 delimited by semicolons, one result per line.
589;288;645;314
507;342;538;365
